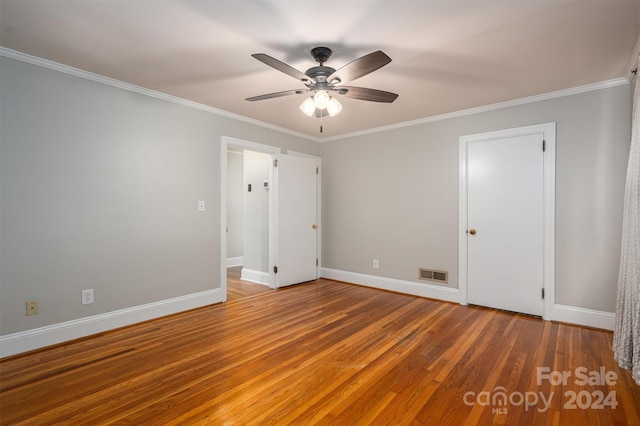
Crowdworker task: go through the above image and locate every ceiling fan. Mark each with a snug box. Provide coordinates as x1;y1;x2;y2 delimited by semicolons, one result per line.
245;47;398;120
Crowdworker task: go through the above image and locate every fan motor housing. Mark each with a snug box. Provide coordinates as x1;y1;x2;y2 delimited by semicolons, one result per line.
305;66;336;82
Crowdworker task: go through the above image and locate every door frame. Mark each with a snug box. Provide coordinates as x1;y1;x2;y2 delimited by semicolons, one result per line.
458;123;556;320
220;137;323;297
220;136;280;299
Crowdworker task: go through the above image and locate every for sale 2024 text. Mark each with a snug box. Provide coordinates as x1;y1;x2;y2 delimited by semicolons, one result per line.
463;367;618;413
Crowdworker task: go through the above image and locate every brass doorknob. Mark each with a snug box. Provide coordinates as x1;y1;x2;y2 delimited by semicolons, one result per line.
469;229;477;235
312;224;318;229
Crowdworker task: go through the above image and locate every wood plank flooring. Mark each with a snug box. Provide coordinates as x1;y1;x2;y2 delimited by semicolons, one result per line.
1;278;639;425
226;266;271;302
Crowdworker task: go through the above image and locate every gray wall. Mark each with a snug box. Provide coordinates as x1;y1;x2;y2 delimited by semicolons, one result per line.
320;84;631;313
0;53;631;338
0;56;319;334
242;150;271;273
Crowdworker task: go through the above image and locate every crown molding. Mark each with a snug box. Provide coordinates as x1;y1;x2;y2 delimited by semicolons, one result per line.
319;77;629;142
0;47;320;142
1;47;628;144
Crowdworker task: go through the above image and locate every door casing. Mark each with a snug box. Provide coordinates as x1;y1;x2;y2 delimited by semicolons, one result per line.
220;136;322;298
458;123;556;320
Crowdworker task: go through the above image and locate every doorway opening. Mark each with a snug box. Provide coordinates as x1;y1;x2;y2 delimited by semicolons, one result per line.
221;137;279;301
220;136;322;301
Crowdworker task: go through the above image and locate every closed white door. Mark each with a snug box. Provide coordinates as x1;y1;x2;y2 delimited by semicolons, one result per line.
466;133;544;316
275;154;318;287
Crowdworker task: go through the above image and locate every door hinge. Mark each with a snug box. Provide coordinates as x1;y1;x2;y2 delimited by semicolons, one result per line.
542;140;546;152
273;159;278;167
316;167;319;175
316;259;319;266
542;288;545;299
273;266;278;274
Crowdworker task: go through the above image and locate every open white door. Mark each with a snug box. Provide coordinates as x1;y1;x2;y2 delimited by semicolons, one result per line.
275;154;318;287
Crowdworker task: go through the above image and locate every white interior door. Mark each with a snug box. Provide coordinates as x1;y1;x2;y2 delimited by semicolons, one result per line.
466;133;544;316
275;154;318;287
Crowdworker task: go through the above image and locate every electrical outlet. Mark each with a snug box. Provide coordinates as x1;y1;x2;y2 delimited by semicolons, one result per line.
26;300;39;316
198;200;205;211
373;259;380;269
82;289;94;305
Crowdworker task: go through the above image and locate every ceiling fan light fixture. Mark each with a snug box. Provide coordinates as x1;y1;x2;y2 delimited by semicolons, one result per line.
327;97;342;117
248;47;397;127
299;97;315;117
313;90;330;109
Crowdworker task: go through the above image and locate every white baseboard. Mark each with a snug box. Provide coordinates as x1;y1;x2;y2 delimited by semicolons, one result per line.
552;304;615;331
241;268;270;286
0;289;223;358
227;256;243;268
319;268;615;330
0;276;614;359
320;268;460;303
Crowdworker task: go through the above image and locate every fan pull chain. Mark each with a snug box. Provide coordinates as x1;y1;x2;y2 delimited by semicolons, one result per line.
320;110;323;133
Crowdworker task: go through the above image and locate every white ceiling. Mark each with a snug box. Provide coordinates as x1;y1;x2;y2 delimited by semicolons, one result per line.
1;1;639;140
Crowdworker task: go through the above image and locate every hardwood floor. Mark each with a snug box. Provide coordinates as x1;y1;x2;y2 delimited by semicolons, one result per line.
226;266;271;302
1;278;639;425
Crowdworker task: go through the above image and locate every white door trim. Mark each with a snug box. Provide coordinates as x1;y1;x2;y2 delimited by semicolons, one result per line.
458;123;556;320
220;136;281;298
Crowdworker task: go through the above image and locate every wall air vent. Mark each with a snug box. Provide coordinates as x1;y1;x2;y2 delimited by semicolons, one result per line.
419;268;448;283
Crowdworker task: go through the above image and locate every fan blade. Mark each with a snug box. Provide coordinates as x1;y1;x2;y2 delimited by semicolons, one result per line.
338;86;398;103
327;51;391;83
252;53;311;82
245;89;307;102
